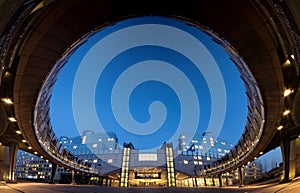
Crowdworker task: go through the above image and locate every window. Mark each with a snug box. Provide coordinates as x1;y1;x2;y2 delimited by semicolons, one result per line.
138;153;157;161
82;136;86;144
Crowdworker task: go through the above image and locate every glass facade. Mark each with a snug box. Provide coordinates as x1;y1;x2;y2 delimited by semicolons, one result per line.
15;131;263;187
120;146;131;187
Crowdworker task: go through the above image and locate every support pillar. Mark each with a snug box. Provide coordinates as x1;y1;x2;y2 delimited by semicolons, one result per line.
225;176;228;186
8;142;18;182
238;166;245;187
49;163;57;184
280;134;292;183
194;177;198;187
71;170;75;185
287;137;300;179
218;174;222;187
204;177;207;186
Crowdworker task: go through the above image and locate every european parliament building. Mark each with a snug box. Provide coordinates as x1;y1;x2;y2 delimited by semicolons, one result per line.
15;131;262;187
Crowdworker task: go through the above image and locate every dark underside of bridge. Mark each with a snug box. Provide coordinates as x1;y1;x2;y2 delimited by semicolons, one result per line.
0;0;300;174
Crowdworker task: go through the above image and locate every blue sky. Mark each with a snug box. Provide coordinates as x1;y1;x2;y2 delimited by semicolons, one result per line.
50;16;248;150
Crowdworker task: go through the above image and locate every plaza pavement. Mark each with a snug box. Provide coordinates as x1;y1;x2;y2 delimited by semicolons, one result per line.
1;177;300;193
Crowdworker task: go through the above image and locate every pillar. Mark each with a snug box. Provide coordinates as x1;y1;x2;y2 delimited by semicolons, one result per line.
204;177;207;186
218;174;222;187
288;137;300;179
194;177;198;187
0;145;7;181
280;133;292;183
8;142;18;182
238;166;245;187
225;175;228;186
71;170;75;185
49;163;57;184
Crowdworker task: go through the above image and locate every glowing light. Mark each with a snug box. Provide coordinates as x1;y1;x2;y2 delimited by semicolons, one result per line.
1;98;13;104
284;89;293;97
283;59;291;66
16;130;22;134
8;117;17;122
277;125;283;131
22;140;27;143
259;152;263;155
283;110;291;116
28;146;32;149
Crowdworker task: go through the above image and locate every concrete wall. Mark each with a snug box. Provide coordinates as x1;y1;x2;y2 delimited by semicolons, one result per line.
289;137;300;179
0;146;10;181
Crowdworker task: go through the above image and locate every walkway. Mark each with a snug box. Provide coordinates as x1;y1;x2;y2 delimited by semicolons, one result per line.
1;177;300;193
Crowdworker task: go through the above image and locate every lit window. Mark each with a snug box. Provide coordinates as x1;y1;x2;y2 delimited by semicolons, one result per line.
73;145;77;149
82;136;86;144
98;138;102;142
138;153;157;161
108;159;113;163
93;159;97;163
92;144;97;148
199;161;203;165
183;160;188;165
207;157;211;161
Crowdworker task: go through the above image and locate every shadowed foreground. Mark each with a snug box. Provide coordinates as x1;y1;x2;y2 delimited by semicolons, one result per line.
1;178;300;193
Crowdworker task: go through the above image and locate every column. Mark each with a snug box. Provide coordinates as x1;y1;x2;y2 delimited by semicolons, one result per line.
288;137;300;179
238;166;245;187
8;142;18;182
194;177;198;187
218;174;222;187
204;177;207;186
49;163;57;184
71;170;75;185
280;133;292;183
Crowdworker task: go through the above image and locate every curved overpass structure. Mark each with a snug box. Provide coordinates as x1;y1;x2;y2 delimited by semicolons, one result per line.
0;0;300;183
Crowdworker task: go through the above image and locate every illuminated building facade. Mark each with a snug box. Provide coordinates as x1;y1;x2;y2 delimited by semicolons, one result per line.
15;131;262;186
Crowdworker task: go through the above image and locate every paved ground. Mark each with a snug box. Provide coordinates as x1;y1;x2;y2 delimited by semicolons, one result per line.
1;177;300;193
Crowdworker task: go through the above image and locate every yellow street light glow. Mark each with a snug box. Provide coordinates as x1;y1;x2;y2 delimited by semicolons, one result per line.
0;142;2;146
1;98;13;104
16;130;22;134
34;151;38;154
8;117;17;122
28;146;32;149
283;110;291;116
284;89;293;97
22;140;27;143
283;59;291;65
291;55;295;59
259;152;263;155
277;125;283;131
